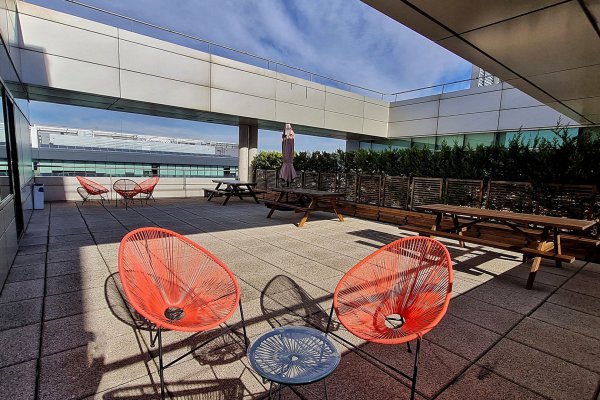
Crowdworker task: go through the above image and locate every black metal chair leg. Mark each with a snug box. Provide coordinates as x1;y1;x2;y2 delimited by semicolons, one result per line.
239;300;249;351
410;338;422;400
158;327;166;400
324;378;329;400
407;341;412;353
325;303;335;335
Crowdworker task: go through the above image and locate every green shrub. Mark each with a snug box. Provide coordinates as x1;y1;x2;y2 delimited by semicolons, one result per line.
252;126;600;186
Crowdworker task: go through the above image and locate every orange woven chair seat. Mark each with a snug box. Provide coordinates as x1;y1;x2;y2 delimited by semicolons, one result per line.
334;237;453;344
138;176;159;195
113;179;142;199
119;228;240;332
76;176;109;195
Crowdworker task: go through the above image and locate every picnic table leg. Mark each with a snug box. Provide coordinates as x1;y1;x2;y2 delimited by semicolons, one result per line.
553;228;562;268
331;199;344;222
451;214;465;247
298;200;315;228
267;192;285;218
207;183;221;201
431;213;442;231
247;186;260;204
526;227;550;290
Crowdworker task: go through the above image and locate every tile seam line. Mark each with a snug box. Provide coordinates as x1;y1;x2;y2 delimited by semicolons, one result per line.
33;203;51;400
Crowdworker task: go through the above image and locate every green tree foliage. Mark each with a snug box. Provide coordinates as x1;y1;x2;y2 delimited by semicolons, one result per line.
251;126;600;186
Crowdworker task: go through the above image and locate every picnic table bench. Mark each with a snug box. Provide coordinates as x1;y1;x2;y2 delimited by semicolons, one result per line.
264;187;345;227
206;179;260;205
403;204;596;289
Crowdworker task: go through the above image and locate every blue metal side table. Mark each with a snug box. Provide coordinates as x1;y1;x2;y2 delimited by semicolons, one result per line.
248;326;341;399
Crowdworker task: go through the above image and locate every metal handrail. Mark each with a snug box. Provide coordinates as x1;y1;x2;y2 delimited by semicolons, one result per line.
64;0;498;102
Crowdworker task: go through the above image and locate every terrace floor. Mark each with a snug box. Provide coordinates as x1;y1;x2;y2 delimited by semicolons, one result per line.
1;197;600;400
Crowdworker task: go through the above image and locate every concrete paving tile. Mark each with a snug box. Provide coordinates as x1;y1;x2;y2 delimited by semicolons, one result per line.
11;253;46;267
46;259;107;277
323;351;426;400
507;317;600;373
19;235;48;246
46;267;110;296
48;233;93;244
425;314;501;361
44;286;109;321
17;244;47;255
436;365;546;400
46;247;104;264
38;333;151;400
0;298;43;331
562;271;600;299
0;279;45;303
548;288;600;317
42;307;134;356
450;276;483;295
82;374;159;400
6;263;45;283
478;338;599;400
448;295;523;334
583;262;600;275
467;281;546;315
364;339;470;398
532;302;600;340
501;264;571;287
0;323;40;368
0;360;37;400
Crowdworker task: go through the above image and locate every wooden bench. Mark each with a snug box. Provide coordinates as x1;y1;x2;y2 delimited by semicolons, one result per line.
262;200;308;212
403;225;575;263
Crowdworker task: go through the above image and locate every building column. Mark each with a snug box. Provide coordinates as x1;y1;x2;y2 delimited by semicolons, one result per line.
248;125;258;181
238;125;249;181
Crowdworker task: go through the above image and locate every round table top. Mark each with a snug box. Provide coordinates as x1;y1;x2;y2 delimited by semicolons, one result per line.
248;326;341;385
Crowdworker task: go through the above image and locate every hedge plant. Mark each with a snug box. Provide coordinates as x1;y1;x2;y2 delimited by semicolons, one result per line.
252;126;600;186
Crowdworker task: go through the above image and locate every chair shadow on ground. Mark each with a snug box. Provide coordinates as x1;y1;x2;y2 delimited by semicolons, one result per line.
260;274;339;332
101;378;245;400
103;274;249;399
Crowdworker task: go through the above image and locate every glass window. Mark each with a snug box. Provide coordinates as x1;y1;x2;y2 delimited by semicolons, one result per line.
411;136;436;150
465;132;496;147
437;135;464;148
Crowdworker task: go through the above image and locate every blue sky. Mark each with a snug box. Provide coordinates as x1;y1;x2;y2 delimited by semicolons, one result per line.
25;0;471;151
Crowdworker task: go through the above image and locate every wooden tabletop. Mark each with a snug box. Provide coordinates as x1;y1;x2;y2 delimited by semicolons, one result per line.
212;179;257;186
272;187;345;197
416;204;596;231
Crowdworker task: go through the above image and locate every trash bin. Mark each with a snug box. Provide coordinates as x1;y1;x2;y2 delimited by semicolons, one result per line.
34;183;44;210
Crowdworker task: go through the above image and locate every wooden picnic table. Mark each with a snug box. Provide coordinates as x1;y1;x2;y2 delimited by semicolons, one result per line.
206;179;260;206
265;187;345;228
413;204;596;289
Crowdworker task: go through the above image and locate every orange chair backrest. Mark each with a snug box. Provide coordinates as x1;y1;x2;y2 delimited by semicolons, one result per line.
139;176;160;193
76;176;109;195
118;227;240;331
334;236;453;340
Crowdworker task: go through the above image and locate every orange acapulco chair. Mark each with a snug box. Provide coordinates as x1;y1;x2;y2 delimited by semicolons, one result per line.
118;228;248;399
113;179;143;209
138;176;160;203
76;176;109;203
326;236;453;400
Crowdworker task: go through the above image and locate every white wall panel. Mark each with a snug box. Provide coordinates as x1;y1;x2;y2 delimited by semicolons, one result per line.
119;40;210;86
275;80;325;109
439;90;501;116
276;102;325;127
211;88;275;120
325;92;364;117
388;118;438;138
364;101;389;122
121;70;210;110
389;100;439;122
363;118;388;137
211;63;276;99
498;106;571;130
438;111;499;134
18;14;119;67
324;111;363;134
501;87;545;109
20;49;120;97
